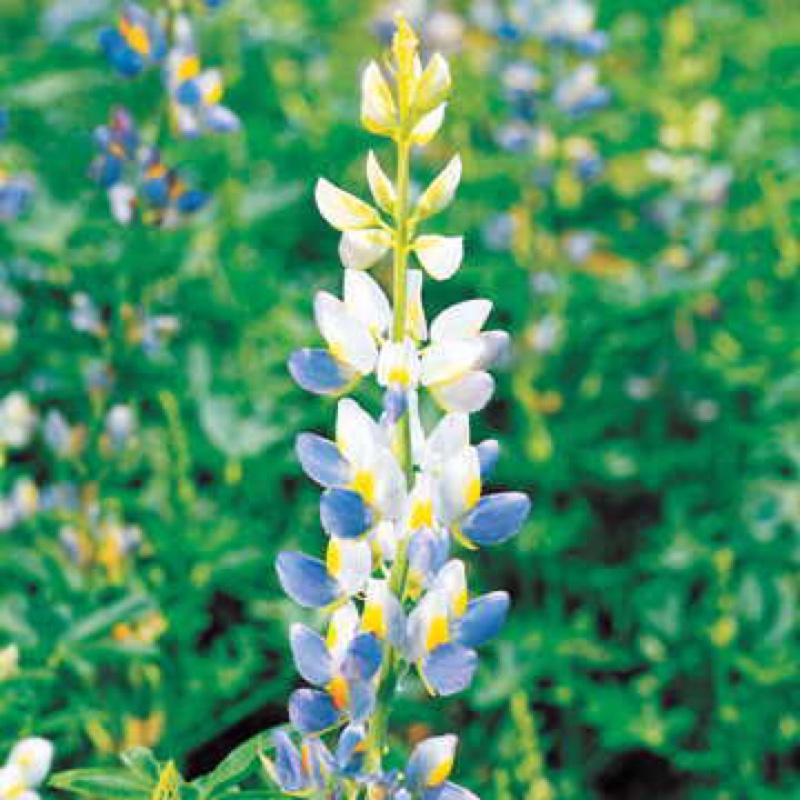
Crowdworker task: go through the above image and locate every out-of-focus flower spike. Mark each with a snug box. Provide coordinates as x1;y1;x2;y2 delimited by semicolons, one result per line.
288;348;358;396
415;155;461;220
290;623;335;686
366;150;396;213
457;591;510;649
361;62;397;136
315;178;382;232
458;492;531;547
296;433;352;488
413;235;464;281
320;488;374;539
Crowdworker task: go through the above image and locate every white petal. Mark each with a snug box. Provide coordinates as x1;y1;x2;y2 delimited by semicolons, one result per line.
436;448;481;524
315;178;381;231
414;53;451;112
377;339;421;390
336;398;384;467
410;103;446;146
314;292;378;374
328;601;359;661
344;270;391;336
416;154;461;220
366;151;396;214
335;539;373;596
430;299;492;343
425;413;470;467
414;235;463;281
361;62;397;135
430;372;496;414
420;340;483;386
434;559;468;617
406;269;428;341
339;229;392;270
8;738;53;788
372;447;407;519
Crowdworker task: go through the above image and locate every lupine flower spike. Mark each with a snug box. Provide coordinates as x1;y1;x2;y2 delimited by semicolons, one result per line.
272;15;530;798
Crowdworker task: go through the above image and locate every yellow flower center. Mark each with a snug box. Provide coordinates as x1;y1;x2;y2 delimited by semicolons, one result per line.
121;20;150;56
327;675;349;710
409;498;433;530
425;614;450;652
351;470;376;505
464;476;481;509
362;603;386;639
177;55;201;82
326;539;341;578
426;757;454;787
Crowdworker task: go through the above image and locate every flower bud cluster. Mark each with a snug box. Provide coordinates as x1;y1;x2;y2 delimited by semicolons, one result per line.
267;16;530;799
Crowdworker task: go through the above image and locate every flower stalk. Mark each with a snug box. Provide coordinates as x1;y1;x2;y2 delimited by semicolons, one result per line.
275;14;531;799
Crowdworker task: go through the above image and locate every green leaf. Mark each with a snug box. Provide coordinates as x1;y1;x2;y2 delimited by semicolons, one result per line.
49;768;152;799
195;732;269;797
120;749;161;785
60;595;156;645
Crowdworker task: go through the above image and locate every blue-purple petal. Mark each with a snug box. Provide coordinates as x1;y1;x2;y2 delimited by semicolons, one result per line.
343;632;383;682
421;643;477;696
276;551;339;608
457;591;510;649
288;688;340;735
290;624;334;686
296;432;351;488
320;488;374;539
289;348;355;395
459;492;530;546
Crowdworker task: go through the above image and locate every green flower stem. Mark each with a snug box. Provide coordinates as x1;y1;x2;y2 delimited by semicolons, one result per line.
364;112;416;787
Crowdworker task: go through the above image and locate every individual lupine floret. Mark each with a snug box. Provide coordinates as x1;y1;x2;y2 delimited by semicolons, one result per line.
296;397;406;548
288;604;383;734
263;731;329;795
276;539;372;610
404;735;478;800
0;738;54;800
405;559;510;695
421;299;510;413
165;16;240;137
99;2;167;77
289;270;387;394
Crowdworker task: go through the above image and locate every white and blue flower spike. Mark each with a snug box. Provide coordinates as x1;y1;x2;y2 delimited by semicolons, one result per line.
273;13;531;797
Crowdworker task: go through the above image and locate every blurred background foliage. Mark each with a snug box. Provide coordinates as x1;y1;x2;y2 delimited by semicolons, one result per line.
0;0;797;798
